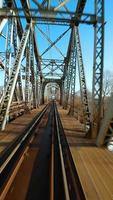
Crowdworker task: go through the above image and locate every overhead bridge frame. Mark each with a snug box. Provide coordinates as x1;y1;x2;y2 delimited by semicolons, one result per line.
0;0;105;141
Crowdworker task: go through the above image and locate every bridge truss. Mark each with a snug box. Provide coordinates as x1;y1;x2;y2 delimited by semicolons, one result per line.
0;0;111;146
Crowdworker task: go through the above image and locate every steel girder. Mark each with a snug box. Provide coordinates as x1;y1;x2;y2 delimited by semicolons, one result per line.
4;0;24;102
25;40;30;108
92;0;104;138
0;23;31;130
0;12;97;26
30;27;37;108
62;27;73;81
37;26;65;58
68;29;77;116
63;75;68;107
74;0;87;24
20;0;42;75
63;27;75;109
13;18;23;101
36;67;39;107
62;0;87;80
12;0;23;39
4;17;13;87
3;14;23;102
0;18;7;34
4;16;18;102
75;26;90;130
40;27;70;57
64;0;87;114
65;49;74;108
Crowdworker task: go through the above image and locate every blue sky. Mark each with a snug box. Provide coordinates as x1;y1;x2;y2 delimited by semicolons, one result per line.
0;0;113;92
79;0;113;90
35;0;113;92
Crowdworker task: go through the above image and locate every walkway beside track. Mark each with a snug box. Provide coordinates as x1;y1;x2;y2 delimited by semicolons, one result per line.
0;105;45;156
2;104;51;200
58;105;113;200
1;103;113;200
1;102;85;200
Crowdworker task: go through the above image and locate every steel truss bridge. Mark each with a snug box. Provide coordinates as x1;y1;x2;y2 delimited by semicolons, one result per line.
0;0;112;148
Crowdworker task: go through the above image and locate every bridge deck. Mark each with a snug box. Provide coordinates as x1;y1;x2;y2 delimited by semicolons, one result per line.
58;105;113;200
0;106;44;156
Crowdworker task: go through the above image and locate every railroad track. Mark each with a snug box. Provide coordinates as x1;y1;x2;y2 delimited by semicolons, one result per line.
0;101;85;200
0;103;49;199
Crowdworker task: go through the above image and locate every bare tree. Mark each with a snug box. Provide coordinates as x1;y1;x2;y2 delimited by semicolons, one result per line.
103;70;113;96
102;70;113;117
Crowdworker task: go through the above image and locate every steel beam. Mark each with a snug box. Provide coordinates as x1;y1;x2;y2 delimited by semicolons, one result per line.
20;0;42;75
0;18;7;33
13;18;23;101
41;27;70;57
4;17;13;87
30;27;37;108
62;28;73;80
92;0;104;138
0;13;96;26
75;26;90;131
74;0;87;24
63;27;75;109
68;28;77;116
0;23;31;130
37;26;64;57
36;67;39;107
25;40;30;108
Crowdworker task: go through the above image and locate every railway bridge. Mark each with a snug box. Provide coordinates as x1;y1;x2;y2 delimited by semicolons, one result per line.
0;1;113;200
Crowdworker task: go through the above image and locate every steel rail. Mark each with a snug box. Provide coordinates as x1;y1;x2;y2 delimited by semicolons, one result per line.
54;102;86;200
0;104;49;183
54;104;70;200
1;101;86;199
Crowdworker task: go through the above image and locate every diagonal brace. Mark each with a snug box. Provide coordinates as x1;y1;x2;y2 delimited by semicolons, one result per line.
41;27;70;57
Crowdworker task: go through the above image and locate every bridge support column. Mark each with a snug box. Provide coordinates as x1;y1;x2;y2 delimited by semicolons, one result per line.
63;76;68;109
68;27;77;116
92;0;104;138
63;32;74;109
59;83;63;105
30;27;37;108
40;81;45;105
36;68;39;107
25;40;30;111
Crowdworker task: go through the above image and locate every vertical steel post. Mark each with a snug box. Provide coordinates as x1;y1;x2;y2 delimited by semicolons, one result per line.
25;39;30;110
36;66;39;107
92;0;104;138
30;26;37;108
68;27;77;116
63;27;75;109
75;26;91;132
4;17;13;88
63;72;68;109
0;23;31;130
13;18;23;101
